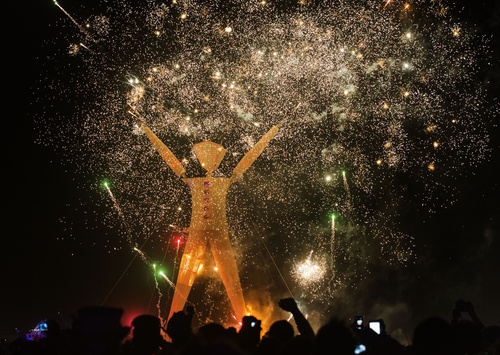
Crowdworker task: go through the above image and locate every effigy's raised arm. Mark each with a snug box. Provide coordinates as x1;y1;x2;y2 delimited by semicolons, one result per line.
232;124;280;182
141;123;186;178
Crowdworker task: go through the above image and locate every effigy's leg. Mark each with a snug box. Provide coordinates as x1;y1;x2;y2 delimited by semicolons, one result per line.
168;230;207;321
209;230;247;322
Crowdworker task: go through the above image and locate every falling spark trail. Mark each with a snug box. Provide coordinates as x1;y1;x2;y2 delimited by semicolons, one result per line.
152;269;165;325
53;0;87;34
105;183;125;221
159;271;176;289
331;215;335;267
159;270;197;318
342;171;352;209
79;43;94;54
171;239;181;284
133;246;149;263
104;182;135;246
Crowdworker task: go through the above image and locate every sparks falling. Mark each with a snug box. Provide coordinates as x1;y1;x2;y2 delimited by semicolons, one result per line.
39;0;494;319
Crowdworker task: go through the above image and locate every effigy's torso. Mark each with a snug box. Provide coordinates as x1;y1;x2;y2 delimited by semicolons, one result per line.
185;177;232;231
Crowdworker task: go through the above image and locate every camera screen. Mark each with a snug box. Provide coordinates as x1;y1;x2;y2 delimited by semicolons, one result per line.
354;344;366;354
369;321;381;334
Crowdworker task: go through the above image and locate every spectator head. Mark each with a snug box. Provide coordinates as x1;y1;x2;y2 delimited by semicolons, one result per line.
412;317;455;355
166;310;193;344
131;314;163;343
266;320;294;342
198;322;226;347
313;318;356;355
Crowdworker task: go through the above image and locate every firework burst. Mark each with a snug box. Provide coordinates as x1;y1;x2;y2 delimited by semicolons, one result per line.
38;0;495;321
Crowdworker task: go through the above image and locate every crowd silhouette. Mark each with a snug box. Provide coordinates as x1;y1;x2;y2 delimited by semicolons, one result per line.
2;299;498;355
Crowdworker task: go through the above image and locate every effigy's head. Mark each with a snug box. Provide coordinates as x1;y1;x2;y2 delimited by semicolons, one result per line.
193;141;227;173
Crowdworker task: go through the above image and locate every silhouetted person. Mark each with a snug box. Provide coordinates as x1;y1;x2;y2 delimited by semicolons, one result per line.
166;306;195;353
411;317;456;355
258;320;294;355
198;322;227;348
278;298;314;339
238;316;261;353
199;322;245;354
38;318;72;355
123;315;170;355
481;325;500;354
313;318;355;355
353;319;404;355
451;300;484;330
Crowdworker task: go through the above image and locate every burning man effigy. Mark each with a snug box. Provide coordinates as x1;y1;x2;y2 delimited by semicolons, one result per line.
139;121;279;323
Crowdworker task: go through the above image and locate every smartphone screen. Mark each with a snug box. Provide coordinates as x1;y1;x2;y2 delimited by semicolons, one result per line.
369;321;381;334
354;344;366;354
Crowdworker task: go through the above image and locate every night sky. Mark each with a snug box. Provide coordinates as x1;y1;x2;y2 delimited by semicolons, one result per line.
2;0;499;343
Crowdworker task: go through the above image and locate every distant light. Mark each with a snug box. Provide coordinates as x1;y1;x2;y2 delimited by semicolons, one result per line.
325;175;332;182
225;26;232;33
